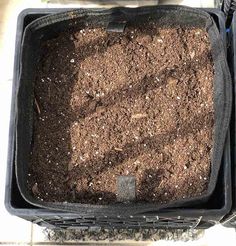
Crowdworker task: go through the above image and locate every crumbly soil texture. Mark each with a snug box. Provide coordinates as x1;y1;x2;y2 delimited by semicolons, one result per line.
29;22;214;205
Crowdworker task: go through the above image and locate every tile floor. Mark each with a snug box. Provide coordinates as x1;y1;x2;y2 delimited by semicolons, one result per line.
0;0;235;245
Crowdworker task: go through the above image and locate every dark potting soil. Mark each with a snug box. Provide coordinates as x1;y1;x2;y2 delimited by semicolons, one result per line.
28;23;214;205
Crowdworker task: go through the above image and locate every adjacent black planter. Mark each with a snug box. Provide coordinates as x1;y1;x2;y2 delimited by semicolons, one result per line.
5;8;232;229
222;11;236;228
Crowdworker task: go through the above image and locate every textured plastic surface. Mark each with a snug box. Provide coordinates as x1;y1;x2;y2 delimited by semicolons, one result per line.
5;8;232;229
15;5;232;215
222;0;236;16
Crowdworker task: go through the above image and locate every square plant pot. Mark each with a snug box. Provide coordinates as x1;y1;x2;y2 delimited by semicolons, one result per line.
5;7;232;229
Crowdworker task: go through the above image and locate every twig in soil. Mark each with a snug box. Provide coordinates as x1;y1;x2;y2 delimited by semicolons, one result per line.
72;189;76;200
131;113;148;119
34;98;41;114
48;86;51;99
114;147;123;152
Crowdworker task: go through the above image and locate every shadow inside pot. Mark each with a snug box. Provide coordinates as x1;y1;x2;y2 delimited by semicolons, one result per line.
29;22;214;205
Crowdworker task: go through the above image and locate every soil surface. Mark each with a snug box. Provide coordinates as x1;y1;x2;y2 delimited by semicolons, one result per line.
28;22;214;204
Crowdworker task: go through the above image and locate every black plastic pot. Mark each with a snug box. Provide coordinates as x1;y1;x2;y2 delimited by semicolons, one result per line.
5;8;232;229
16;5;232;214
222;11;236;228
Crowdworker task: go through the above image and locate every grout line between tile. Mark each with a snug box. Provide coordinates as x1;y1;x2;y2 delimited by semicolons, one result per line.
0;242;31;245
30;223;34;246
31;243;148;246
